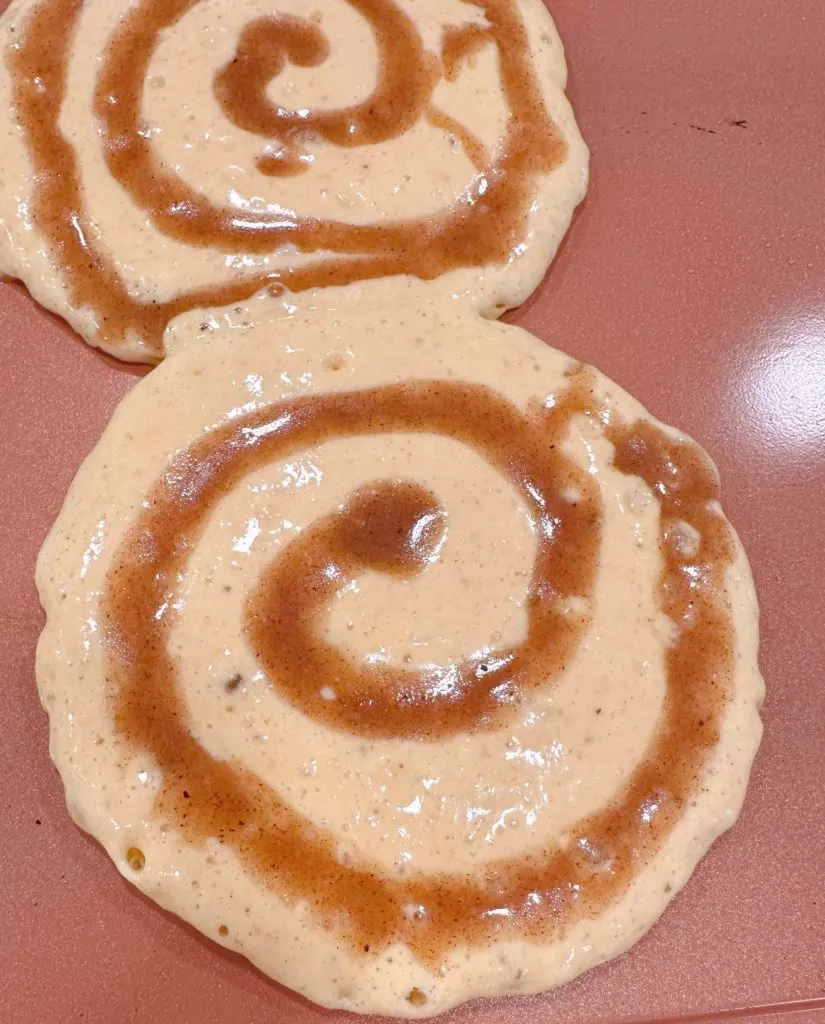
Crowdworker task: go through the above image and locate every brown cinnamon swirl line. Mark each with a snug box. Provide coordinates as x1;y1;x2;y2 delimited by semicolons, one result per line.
102;369;733;965
8;0;567;358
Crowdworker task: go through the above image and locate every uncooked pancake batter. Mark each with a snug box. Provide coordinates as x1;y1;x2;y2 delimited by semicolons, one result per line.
36;280;764;1016
0;0;588;361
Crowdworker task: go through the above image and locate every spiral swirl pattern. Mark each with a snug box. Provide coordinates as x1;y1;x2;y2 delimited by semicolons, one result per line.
103;373;731;959
36;297;763;1013
1;0;586;360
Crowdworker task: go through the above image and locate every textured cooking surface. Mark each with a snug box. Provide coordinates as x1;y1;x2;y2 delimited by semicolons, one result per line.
1;0;824;1022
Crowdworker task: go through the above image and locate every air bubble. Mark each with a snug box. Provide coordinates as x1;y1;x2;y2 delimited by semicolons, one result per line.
126;847;145;872
407;988;427;1007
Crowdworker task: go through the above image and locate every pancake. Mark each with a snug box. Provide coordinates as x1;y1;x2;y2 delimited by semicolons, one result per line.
36;278;764;1016
0;0;587;362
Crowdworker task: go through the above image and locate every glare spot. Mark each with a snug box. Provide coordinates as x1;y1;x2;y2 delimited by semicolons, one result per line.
232;518;261;554
400;795;423;815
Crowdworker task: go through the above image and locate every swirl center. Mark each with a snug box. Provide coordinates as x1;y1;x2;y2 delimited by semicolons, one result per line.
214;2;439;178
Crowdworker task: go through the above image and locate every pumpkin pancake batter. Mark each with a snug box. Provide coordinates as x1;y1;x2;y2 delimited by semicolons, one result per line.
0;0;587;361
36;280;763;1015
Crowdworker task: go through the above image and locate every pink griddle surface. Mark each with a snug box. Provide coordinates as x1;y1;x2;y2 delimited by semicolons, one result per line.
1;1;824;1022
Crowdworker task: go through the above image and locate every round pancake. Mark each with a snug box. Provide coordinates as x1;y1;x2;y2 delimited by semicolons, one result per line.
36;279;764;1016
0;0;587;362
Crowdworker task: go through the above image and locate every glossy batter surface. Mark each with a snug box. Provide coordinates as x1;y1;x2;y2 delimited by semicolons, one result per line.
36;282;763;1016
0;0;587;361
